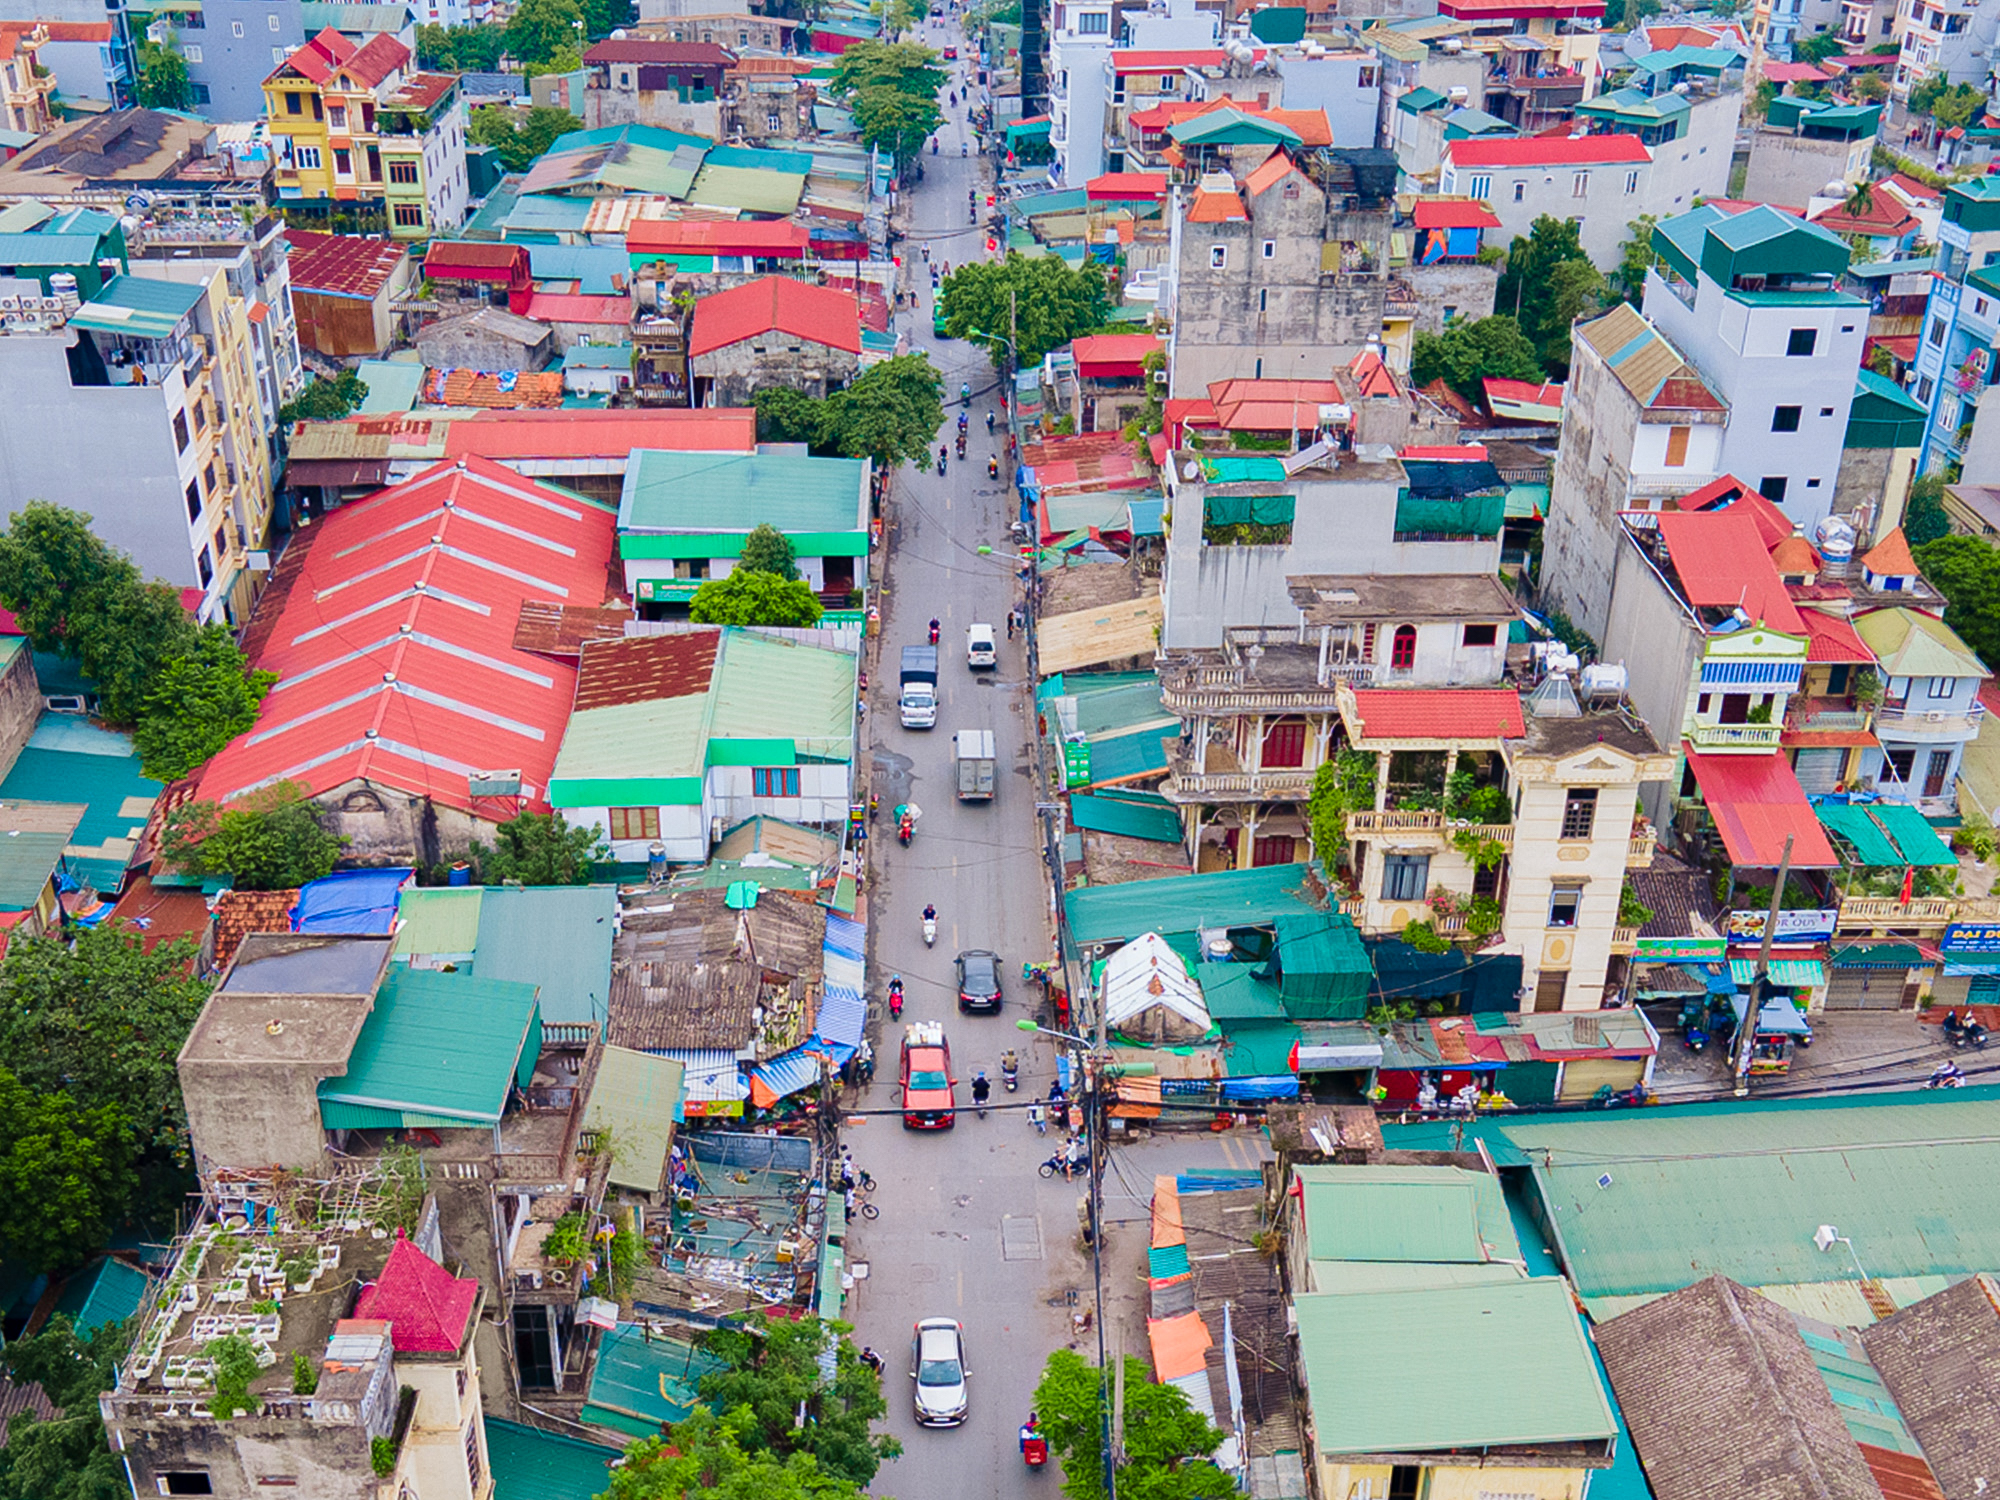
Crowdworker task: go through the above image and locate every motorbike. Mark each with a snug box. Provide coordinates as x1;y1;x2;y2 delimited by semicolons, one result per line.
888;981;904;1020
1037;1148;1082;1179
987;456;999;479
929;619;941;645
936;450;948;476
1678;996;1708;1053
972;1077;990;1119
1946;1009;1990;1049
986;410;995;432
898;816;914;847
1021;1419;1048;1470
956;433;967;459
961;383;971;406
1001;1053;1018;1091
1929;1062;1966;1089
923;913;937;947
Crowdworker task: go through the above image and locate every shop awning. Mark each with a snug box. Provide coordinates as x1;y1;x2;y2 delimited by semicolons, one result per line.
1292;1024;1384;1072
1683;746;1840;868
1829;941;1924;969
1007;116;1052;143
1816;799;1958;866
1730;958;1826;988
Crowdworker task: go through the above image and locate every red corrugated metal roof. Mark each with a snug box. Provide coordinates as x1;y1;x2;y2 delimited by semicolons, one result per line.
1110;48;1232;72
1415;199;1503;229
283;229;407;299
688;275;862;357
627;219;810;256
1208;378;1340;431
1349;689;1526;741
196;454;618;817
1071;333;1161;376
1687;485;1792;550
1482;377;1564;410
522;291;631;325
353;1237;478;1354
444;408;755;460
1654;510;1805;633
424;240;529;284
1447;133;1649;167
584;38;732;63
1858;1444;1948;1500
1086;171;1167;199
1401;444;1489;460
1441;0;1603;16
1682;745;1841;868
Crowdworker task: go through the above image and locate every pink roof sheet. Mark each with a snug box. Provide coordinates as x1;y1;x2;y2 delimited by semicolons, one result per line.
353;1236;479;1353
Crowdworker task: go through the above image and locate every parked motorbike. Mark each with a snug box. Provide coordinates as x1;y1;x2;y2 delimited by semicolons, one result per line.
1021;1417;1048;1469
1946;1009;1990;1049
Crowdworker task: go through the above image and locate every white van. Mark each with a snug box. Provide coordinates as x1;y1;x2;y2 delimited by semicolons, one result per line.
966;622;997;670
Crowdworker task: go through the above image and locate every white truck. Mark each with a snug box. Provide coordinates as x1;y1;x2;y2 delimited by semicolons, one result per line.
900;645;939;729
966;623;997;670
954;728;996;801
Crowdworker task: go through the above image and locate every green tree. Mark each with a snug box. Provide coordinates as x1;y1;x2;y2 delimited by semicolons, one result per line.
0;500;128;654
0;1314;132;1500
1614;214;1658;306
738;523;800;580
1536;256;1606;374
279;369;370;428
943;253;1111;369
470;809;608;884
134;37;191;110
467;103;582;170
1904;473;1953;547
160;780;348;889
689;569;826;627
0;924;210;1165
828;352;945;468
828;40;945;102
1496;217;1602;372
1410;315;1545;404
605;1410;867;1500
416;21;507;69
853;86;944;165
1853;73;1890;101
132;626;278;782
416;21;453;64
582;0;634;36
0;1068;136;1275
75;580;198;727
698;1315;899;1486
1033;1350;1234;1500
1794;29;1845;61
755;386;837;450
504;0;583;63
1914;534;2000;666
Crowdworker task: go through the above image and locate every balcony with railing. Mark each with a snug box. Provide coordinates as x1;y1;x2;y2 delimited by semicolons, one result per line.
1785;696;1874;735
1611;924;1641;952
1836;895;1957;930
1345;809;1515;847
1687;720;1785;752
1875;699;1988;736
1157;627;1380;713
1165;745;1317;801
1628;821;1658;868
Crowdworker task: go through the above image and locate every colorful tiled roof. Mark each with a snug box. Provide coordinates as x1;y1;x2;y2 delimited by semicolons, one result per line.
1862;526;1918;577
1447;133;1649;167
423;369;566;409
282;228;407;298
688;275;862;357
212;888;300;970
1348;688;1526;741
353;1235;479;1353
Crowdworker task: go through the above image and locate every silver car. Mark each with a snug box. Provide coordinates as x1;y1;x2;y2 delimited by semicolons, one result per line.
911;1318;969;1426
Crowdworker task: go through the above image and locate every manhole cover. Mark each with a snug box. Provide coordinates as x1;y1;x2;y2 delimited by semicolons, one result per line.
1001;1216;1045;1262
906;1263;941;1285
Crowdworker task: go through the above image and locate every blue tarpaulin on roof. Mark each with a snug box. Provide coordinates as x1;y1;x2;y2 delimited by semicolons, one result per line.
813;911;866;1049
290;868;412;934
750;1042;856;1103
1220;1075;1300;1099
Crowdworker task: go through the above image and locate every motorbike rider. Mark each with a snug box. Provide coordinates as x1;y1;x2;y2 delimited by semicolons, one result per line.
958;410;969;432
971;1070;991;1111
961;380;971;404
929;616;941;643
986;409;995;432
923;901;938;928
988;455;999;479
936;446;948;473
888;973;905;1009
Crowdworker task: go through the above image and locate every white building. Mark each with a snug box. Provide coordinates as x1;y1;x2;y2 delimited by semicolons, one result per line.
1437;133;1654;269
1643;202;1868;529
1049;0;1219;185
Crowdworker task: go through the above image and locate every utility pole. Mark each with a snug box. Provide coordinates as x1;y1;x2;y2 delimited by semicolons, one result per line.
1733;833;1793;1096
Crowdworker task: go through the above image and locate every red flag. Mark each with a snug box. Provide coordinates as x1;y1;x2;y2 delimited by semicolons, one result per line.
1901;865;1916;904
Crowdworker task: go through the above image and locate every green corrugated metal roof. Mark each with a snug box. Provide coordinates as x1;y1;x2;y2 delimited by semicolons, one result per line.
1066;862;1324;945
1503;1088;2000;1299
52;1257;149;1333
1854;608;1988;680
708;628;858;757
1070;680;1168;735
1197;963;1288;1021
582;1046;683;1191
1218;1017;1300;1075
1309;1259;1525;1292
1819;801;1956;867
393;886;484;956
1150;1243;1191;1279
0;719;160;898
317;968;539;1125
553;697;711;787
1396;84;1446;113
562;344;634;370
1081;726;1169;785
687;163;807;217
353;359;424;413
1268;912;1371;1015
472;885;617;1026
1817;802;1904;865
1294;1278;1616;1454
1867;802;1957;866
70;274;203;338
486;1418;622;1500
1294;1164;1522;1266
1198;454;1287;482
619;450;866;534
582;1326;724;1437
1070;792;1182;843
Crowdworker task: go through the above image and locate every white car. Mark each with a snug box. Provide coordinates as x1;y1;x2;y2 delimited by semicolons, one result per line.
967;623;997;670
911;1318;969;1426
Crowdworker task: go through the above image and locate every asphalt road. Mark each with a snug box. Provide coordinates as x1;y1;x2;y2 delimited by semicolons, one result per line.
842;24;1098;1497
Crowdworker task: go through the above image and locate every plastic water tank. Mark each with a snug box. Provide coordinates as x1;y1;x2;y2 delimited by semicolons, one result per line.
1814;514;1857;561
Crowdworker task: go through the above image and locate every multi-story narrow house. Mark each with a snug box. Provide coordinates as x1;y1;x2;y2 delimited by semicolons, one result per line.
1907;178;2000;475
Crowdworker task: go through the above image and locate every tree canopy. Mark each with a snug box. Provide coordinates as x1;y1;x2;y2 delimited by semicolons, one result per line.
1793;29;1846;62
752;354;944;470
1613;214;1658;307
132;626;278;782
278;369;370;431
828;42;946;165
604;1411;867;1500
1911;74;1987;128
1410;315;1544;404
942;253;1111;370
416;21;507;69
1034;1350;1234;1500
134;38;191;110
0;1315;132;1500
1904;473;1953;548
468;104;580;171
470;809;608;883
853;87;944;165
697;1315;899;1486
739;523;800;580
690;568;826;627
160;780;348;890
1496;217;1604;374
0;1068;137;1275
1914;534;2000;668
504;0;583;64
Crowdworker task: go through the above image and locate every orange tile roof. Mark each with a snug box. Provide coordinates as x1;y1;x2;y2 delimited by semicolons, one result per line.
212;889;299;970
1862;526;1918;577
1244;150;1296;197
1769;534;1822;575
1350;688;1527;742
1186;186;1246;222
1347;348;1400;399
1262;108;1332;147
422;369;565;409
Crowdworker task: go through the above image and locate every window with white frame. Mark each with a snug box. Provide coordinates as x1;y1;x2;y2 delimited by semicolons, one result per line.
1573;171;1590;197
1468;174;1490;198
1210;244;1226;268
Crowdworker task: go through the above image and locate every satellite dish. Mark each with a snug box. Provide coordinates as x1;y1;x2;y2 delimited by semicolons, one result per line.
1813;1224;1839;1252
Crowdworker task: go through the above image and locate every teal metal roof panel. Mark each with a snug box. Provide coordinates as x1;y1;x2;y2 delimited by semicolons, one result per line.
471;885;618;1026
1294;1163;1523;1266
581;1046;683;1191
582;1325;725;1436
52;1257;150;1333
1070;791;1183;843
619;449;867;534
486;1418;622;1500
1294;1278;1617;1454
317;967;539;1123
353;359;424;413
1503;1089;2000;1299
71;273;204;338
393;886;483;957
1066;862;1325;945
0;719;160;898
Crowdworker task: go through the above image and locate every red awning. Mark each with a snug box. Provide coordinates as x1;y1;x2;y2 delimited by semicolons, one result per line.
1683;746;1841;868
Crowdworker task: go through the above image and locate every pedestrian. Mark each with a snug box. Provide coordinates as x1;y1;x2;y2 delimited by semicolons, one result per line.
860;1347;885;1376
1027;1100;1046;1134
1006;613;1016;641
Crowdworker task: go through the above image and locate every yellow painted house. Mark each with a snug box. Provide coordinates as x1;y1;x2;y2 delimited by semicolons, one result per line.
263;27;467;241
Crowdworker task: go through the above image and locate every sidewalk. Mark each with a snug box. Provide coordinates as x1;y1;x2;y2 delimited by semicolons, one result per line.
1645;1005;1970;1099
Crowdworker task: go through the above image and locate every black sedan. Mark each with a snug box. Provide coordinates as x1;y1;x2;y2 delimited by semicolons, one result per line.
955;949;1002;1015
